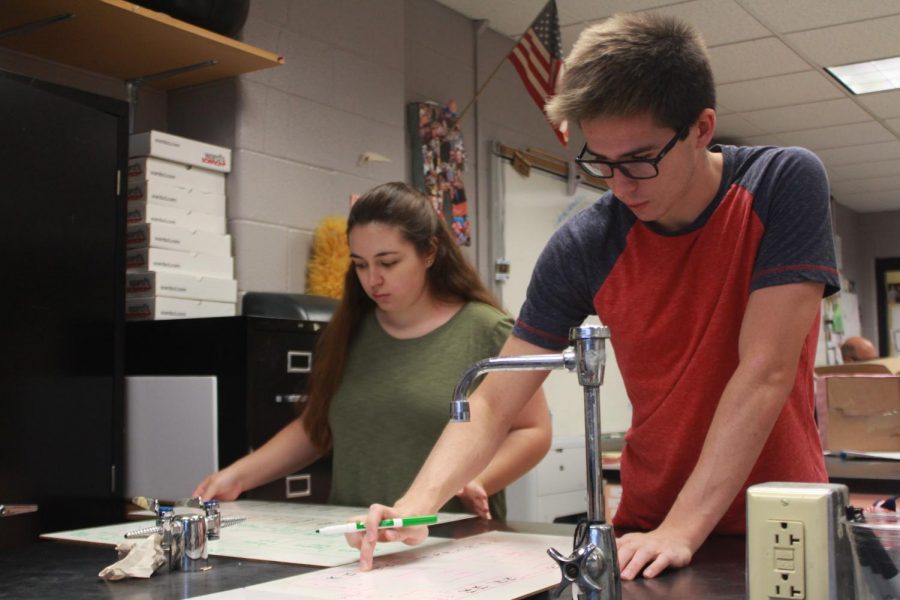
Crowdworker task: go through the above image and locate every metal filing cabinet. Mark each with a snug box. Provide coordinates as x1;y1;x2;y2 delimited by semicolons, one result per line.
125;305;335;503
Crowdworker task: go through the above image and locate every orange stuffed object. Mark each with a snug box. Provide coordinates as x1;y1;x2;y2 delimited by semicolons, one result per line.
306;216;349;300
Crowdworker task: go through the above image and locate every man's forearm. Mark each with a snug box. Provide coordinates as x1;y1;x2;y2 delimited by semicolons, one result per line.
660;283;824;548
661;366;791;549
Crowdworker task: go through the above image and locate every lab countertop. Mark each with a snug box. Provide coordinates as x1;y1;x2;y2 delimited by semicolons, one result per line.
0;519;746;599
825;455;900;495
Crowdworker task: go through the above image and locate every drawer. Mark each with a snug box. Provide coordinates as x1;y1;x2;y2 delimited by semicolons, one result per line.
535;444;587;495
536;490;588;522
245;456;332;504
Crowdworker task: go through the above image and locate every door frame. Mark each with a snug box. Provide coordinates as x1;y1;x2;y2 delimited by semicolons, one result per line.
874;257;900;357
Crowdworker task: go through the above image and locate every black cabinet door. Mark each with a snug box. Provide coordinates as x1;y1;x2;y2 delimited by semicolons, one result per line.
0;72;127;534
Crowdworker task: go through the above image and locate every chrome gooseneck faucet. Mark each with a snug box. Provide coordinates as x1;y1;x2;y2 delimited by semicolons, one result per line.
451;325;620;600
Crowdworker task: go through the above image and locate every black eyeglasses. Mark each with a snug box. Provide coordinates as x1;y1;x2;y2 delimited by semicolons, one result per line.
575;124;690;180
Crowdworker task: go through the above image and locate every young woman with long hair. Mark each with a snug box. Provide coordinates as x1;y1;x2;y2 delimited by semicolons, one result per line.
194;182;551;519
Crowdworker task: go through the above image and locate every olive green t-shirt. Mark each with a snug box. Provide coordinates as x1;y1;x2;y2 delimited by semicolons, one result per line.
327;301;513;518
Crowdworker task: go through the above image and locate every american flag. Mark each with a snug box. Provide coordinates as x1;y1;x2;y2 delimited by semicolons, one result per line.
507;0;568;146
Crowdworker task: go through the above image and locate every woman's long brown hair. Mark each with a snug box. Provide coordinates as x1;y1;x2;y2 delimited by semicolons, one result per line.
301;182;502;451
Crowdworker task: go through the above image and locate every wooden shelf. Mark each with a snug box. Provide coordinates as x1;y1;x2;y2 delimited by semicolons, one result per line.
0;0;283;90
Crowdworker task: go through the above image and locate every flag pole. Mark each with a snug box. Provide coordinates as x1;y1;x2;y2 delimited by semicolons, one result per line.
455;0;567;146
454;50;511;126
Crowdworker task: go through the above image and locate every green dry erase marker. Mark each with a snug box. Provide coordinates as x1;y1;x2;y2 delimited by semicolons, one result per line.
315;515;438;535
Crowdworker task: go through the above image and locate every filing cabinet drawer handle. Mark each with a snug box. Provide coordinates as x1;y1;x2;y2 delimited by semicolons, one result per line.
275;394;308;404
287;351;312;373
285;474;311;498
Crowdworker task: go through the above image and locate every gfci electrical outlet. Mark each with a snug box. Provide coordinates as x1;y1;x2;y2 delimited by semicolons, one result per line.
747;483;855;600
765;519;805;598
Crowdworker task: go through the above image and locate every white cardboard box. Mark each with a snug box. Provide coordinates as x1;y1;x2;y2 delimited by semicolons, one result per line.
130;130;231;173
127;201;226;235
127;179;225;216
126;247;234;279
126;271;237;303
126;222;231;257
128;156;226;195
126;296;237;320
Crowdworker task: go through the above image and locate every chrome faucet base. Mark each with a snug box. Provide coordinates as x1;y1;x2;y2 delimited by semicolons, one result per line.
548;522;620;599
124;497;238;574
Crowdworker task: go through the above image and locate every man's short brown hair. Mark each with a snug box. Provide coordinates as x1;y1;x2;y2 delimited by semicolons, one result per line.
546;12;716;131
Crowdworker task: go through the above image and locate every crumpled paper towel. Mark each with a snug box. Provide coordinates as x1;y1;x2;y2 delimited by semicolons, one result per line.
98;533;166;580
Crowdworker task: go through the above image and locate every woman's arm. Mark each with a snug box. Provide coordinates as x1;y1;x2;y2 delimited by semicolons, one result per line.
457;387;552;518
192;416;326;500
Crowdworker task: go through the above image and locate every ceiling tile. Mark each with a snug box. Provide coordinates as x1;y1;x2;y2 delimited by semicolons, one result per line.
833;189;900;212
828;158;900;181
737;132;789;147
646;0;770;47
786;15;900;67
775;121;896;150
816;140;900;165
561;0;675;23
845;174;900;193
856;90;900;120
741;99;871;133
707;38;809;84
716;71;844;112
737;0;900;33
713;113;766;140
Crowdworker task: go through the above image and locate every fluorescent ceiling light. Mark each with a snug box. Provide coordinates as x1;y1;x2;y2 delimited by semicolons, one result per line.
826;56;900;94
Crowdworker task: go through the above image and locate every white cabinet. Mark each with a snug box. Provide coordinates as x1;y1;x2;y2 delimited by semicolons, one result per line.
506;436;588;522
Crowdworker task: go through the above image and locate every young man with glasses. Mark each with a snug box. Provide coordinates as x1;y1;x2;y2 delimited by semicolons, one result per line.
352;12;839;581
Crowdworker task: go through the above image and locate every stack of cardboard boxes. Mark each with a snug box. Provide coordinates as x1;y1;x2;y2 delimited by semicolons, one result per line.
124;130;238;320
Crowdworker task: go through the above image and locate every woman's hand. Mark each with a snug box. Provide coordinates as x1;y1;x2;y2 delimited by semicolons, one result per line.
344;503;430;571
192;470;243;501
456;480;491;520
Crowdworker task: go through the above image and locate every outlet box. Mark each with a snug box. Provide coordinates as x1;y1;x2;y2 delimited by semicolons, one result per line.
747;482;855;600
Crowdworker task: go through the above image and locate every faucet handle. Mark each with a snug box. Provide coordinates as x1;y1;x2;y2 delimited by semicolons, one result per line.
547;525;620;599
547;543;603;598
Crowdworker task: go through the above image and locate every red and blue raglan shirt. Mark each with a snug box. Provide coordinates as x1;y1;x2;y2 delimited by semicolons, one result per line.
513;145;840;534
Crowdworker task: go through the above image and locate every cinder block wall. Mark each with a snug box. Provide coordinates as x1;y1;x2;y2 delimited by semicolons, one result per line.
166;0;574;297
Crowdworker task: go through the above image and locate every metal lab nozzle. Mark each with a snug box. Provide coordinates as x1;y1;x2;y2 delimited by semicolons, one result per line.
450;351;576;422
124;496;245;573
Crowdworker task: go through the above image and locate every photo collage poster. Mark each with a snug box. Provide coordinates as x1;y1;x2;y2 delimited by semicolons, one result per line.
407;100;470;246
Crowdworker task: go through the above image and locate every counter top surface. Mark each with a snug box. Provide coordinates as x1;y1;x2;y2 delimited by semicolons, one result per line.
0;519;746;599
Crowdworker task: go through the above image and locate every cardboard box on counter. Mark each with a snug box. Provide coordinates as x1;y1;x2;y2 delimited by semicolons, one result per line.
127;179;225;216
130;130;231;173
126;222;231;257
126;296;236;321
128;157;225;195
825;375;900;452
126;247;233;279
127;202;226;235
815;357;900;376
126;271;237;303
